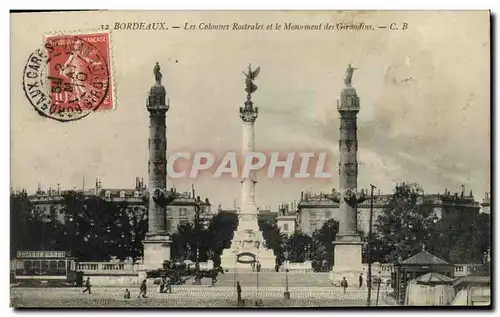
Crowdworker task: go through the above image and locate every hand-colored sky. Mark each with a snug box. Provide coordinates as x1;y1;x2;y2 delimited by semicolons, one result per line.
11;11;490;210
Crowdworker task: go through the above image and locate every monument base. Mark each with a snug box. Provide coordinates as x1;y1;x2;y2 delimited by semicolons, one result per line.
220;227;276;271
142;232;171;271
330;238;364;287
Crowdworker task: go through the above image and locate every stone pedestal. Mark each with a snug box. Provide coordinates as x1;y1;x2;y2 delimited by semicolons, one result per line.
220;226;276;271
142;233;171;271
330;239;364;286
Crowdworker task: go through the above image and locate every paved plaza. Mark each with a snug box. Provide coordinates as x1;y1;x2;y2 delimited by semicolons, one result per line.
11;286;392;307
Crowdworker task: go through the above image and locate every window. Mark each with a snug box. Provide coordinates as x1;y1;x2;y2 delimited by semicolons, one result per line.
105;191;111;198
166;219;172;231
41;260;49;273
325;211;331;218
310;211;317;218
179;208;187;217
57;260;66;275
455;266;464;272
120;191;126;198
283;223;289;231
48;260;58;275
179;219;187;227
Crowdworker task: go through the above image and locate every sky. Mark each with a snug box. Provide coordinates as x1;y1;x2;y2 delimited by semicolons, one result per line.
10;11;490;211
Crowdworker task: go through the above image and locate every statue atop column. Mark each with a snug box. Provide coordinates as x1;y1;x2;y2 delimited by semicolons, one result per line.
154;62;162;85
240;64;260;121
344;64;358;87
243;64;260;96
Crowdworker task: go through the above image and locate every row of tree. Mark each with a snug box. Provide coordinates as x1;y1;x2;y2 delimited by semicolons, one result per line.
10;182;490;267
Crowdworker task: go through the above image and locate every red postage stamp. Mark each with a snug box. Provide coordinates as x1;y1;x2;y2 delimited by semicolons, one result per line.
23;32;114;121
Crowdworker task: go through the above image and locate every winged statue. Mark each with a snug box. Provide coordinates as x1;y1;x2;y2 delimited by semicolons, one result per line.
243;64;260;94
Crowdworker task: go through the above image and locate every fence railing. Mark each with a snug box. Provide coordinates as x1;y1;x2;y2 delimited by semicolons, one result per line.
76;262;139;274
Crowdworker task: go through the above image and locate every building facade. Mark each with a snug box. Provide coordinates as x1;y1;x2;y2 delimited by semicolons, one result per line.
25;177;212;234
297;186;483;236
480;191;491;214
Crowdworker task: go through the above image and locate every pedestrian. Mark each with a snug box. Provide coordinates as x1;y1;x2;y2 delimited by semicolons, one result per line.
123;288;131;299
165;276;172;293
359;273;363;288
159;276;166;293
236;281;242;304
138;279;147;298
211;270;217;287
341;277;348;294
82;277;92;294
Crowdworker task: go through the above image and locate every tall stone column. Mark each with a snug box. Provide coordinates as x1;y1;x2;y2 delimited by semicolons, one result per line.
143;63;172;271
239;99;259;230
330;65;366;286
220;65;276;271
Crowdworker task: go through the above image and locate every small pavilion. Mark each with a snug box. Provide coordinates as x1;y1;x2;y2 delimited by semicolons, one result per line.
394;247;454;304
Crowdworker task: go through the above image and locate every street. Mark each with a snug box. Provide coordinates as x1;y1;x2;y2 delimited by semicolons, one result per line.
11;286;392;307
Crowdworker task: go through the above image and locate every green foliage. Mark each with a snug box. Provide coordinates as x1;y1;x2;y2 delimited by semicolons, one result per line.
312;219;338;269
206;211;238;265
375;182;491;264
171;222;195;262
283;231;313;262
10;191;146;261
258;216;286;264
375;182;435;262
432;201;490;264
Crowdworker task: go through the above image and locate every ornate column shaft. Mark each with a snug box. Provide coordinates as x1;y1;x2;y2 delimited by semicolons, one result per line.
337;88;360;239
239;98;259;229
147;108;167;234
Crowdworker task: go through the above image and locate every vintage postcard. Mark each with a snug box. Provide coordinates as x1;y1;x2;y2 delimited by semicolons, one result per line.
10;10;491;308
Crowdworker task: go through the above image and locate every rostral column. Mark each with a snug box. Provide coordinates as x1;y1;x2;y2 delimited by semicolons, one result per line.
220;64;276;271
142;63;175;271
330;64;367;286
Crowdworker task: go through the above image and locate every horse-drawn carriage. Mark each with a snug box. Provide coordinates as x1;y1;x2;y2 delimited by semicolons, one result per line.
146;260;224;285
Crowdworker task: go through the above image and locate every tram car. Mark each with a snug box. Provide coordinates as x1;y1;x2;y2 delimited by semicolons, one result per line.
11;251;84;287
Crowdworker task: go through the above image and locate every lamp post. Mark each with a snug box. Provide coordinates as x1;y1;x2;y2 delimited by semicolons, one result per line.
283;249;290;299
192;184;201;285
367;184;376;307
256;260;261;303
304;244;310;273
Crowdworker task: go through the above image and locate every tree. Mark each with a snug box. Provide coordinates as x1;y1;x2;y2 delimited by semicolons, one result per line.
471;213;491;263
312;219;338;269
284;231;313;262
434;199;491;264
127;206;148;260
206;211;238;266
58;192;142;261
375;182;435;263
10;191;46;256
171;222;196;262
258;216;286;264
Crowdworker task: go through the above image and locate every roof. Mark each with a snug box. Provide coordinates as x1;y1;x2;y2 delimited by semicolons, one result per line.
416;272;453;285
402;250;449;265
453;275;490;288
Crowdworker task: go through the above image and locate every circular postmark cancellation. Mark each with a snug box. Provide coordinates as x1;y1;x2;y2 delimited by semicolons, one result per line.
22;34;111;122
